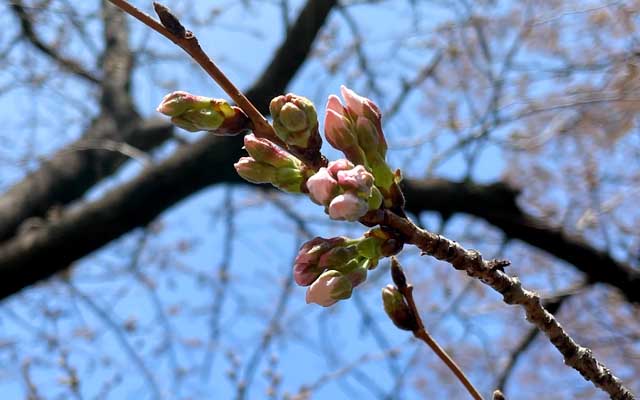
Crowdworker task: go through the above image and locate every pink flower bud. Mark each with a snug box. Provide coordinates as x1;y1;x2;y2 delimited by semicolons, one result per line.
324;109;356;149
306;167;338;205
305;270;353;307
294;237;347;286
243;134;301;169
327;159;355;176
336;165;374;194
233;157;277;184
340;85;381;121
328;192;369;221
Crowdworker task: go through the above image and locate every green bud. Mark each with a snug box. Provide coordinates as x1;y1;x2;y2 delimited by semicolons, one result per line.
270;94;319;148
381;285;417;331
234;157;277;183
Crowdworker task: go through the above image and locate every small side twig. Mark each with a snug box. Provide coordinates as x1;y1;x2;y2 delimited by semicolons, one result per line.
387;257;484;400
107;0;278;142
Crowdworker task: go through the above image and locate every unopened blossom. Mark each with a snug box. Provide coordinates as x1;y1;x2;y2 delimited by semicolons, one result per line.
158;91;249;135
270;94;320;149
324;97;367;166
381;285;417;331
340;85;386;156
233;157;276;184
328;192;369;221
336;165;374;194
294;237;347;286
327;159;355;176
306;168;338;205
305;270;353;307
243;134;301;169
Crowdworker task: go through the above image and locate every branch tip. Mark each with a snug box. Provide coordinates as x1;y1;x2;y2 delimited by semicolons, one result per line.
152;2;187;38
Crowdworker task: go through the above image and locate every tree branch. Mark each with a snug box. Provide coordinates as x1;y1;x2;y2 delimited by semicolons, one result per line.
402;179;640;304
375;210;635;400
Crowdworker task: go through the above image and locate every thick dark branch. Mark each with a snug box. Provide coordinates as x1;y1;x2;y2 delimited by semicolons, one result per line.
402;179;640;304
0;0;337;243
9;0;101;84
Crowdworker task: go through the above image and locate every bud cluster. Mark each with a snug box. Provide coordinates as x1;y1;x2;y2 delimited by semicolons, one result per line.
234;134;309;193
157;91;250;135
294;228;401;307
306;159;383;221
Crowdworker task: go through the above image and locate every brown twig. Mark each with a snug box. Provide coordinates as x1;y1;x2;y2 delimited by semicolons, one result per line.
377;211;635;400
389;257;484;400
106;0;278;142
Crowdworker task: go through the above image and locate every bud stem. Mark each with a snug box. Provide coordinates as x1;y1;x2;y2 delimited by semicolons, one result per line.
107;0;279;143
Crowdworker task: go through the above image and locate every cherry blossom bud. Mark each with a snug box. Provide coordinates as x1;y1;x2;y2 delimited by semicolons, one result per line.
270;94;320;148
340;85;386;156
294;237;348;286
157;91;209;116
328;192;369;221
233;157;276;184
275;167;305;193
306;168;338;205
318;246;359;270
158;92;249;135
336;165;374;194
381;285;416;331
244;134;301;169
327;159;355;176
305;270;353;307
324;104;367;166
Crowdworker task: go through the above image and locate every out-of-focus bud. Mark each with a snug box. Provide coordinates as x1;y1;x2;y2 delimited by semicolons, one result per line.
158;92;249;135
294;237;347;286
328;192;369;221
306;168;339;205
336;165;374;194
381;285;417;331
233;157;276;184
306;270;353;307
390;257;408;289
270;94;320;149
243;134;301;169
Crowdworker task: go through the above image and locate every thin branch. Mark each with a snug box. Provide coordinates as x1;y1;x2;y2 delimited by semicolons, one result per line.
9;0;100;84
106;0;276;141
374;210;635;400
390;257;484;400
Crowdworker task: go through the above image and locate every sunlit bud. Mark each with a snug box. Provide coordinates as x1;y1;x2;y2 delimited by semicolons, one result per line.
157;91;210;116
324;107;367;166
355;116;380;155
381;285;417;331
339;86;387;156
328;192;369;221
294;237;348;286
158;92;249;135
233;157;276;184
390;257;407;289
368;152;395;191
327;159;355;176
243;134;301;169
306;168;339;205
270;94;319;148
336;165;374;194
305;270;353;307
